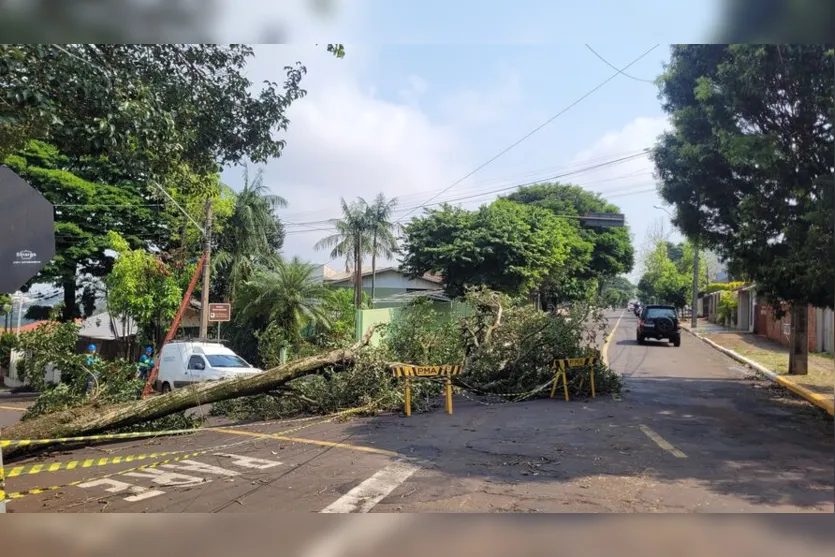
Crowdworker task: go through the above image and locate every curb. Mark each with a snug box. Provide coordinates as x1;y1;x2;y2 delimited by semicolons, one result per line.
683;327;834;416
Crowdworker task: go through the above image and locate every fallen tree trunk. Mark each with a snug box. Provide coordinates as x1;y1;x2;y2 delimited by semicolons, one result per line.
1;326;380;459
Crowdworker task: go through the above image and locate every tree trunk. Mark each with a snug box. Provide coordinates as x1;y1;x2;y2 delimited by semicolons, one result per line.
788;302;809;375
1;325;382;459
354;232;363;309
61;277;77;322
370;232;378;309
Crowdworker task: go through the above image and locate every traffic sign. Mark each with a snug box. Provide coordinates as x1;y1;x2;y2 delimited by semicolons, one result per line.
0;166;56;293
581;212;625;228
208;303;231;322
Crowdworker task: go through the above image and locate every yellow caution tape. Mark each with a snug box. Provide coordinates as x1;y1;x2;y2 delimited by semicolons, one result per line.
2;403;377;502
5;449;188;478
1;428;201;448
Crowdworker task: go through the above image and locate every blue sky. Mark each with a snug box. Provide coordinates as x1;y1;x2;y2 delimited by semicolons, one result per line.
217;1;728;283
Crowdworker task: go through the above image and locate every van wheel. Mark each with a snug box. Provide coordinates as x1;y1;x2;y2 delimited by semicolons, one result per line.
161;382;171;394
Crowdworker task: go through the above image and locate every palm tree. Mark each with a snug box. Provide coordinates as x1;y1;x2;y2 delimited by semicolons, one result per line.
362;194;401;307
314;198;371;309
214;166;287;303
238;257;331;339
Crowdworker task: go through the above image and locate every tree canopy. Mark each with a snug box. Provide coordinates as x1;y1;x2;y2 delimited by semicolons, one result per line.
504;183;635;282
652;45;834;311
401;199;592;299
3;141;164;320
637;241;689;308
0;44;340;185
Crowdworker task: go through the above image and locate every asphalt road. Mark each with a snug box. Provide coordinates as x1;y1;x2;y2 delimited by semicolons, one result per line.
3;310;833;513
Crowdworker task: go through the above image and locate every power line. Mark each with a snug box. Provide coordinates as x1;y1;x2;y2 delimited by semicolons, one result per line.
274;149;649;223
394;43;660;224
282;151;651;229
584;45;657;84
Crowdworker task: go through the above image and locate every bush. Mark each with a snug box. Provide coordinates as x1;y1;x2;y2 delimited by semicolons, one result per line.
382;298;465;365
0;331;16;371
717;290;738;326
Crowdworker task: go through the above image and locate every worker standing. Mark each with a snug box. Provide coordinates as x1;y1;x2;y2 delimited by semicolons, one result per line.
85;344;100;394
138;346;154;381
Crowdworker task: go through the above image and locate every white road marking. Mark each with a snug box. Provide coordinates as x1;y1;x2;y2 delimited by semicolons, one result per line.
123;468;208;487
163;459;239;477
320;461;420;513
78;478;165;502
639;424;688;458
215;453;282;470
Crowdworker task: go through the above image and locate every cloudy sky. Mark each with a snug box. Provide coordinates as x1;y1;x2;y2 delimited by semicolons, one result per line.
217;0;725;283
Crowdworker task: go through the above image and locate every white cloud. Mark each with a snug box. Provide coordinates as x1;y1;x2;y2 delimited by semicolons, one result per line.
562;115;679;283
221;45;478;267
438;67;522;127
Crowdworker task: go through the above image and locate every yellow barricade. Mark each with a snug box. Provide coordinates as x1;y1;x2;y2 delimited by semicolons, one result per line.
550;357;598;401
391;365;462;416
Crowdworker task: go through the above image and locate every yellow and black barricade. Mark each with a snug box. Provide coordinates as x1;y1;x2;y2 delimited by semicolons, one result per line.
391;365;462;416
550;357;598;401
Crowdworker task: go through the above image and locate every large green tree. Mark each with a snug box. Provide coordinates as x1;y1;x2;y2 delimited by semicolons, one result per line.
401;199;592;300
4;141;162;320
638;241;689;308
1;44;343;183
504;183;635;285
652;44;834;374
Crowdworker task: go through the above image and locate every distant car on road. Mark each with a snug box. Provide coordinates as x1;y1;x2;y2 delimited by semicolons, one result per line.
636;305;681;347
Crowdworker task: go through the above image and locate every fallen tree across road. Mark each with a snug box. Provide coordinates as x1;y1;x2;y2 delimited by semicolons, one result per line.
1;326;381;460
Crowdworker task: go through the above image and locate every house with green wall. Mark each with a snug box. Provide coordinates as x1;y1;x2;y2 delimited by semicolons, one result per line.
317;265;444;306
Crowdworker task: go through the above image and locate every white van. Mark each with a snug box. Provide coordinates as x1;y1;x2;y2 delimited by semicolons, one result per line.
155;341;263;393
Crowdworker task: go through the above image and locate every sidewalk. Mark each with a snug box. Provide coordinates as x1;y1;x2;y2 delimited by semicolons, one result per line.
683;318;834;415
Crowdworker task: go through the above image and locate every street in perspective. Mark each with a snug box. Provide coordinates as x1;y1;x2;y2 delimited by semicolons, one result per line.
0;42;833;514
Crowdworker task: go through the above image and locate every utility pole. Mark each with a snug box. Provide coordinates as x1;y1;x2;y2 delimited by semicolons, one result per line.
199;200;213;339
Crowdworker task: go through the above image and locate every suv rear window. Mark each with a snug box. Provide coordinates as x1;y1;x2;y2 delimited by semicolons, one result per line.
645;307;677;319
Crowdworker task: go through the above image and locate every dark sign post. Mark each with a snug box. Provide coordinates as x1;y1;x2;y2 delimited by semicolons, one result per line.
580;212;625;228
0;166;55;293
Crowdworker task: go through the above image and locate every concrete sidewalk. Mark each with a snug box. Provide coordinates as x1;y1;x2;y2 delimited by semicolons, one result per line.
682;319;834;416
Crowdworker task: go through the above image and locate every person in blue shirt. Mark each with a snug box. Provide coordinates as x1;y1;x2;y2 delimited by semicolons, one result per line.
85;344;100;394
138;346;154;381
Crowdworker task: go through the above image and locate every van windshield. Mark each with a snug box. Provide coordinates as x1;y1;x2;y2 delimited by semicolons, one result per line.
205;354;251;368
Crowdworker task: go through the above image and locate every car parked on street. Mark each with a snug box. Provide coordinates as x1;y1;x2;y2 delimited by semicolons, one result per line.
636;305;681;347
155;341;264;393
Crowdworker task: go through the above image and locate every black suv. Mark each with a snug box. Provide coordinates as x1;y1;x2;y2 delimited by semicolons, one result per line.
637;305;681;347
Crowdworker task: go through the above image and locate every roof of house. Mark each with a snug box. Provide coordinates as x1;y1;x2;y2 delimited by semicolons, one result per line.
373;290;452;304
324;265;444;285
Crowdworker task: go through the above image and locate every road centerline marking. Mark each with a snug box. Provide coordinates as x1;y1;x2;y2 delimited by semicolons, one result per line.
210;427;400;457
602;309;625;368
638;424;687;458
320;461;420;513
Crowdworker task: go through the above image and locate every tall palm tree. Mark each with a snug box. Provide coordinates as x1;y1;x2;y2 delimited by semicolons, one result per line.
314;198;371;309
238;257;331;339
214;166;287;303
362;193;401;307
